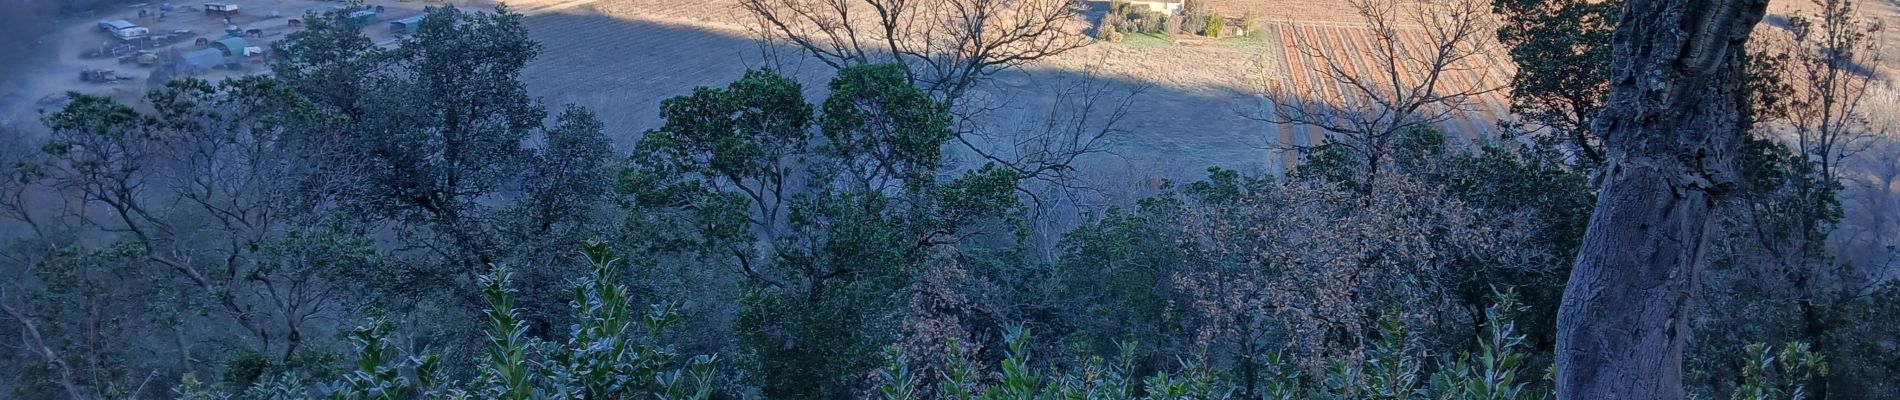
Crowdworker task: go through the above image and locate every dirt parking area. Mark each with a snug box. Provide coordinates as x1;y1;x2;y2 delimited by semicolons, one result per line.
0;0;433;124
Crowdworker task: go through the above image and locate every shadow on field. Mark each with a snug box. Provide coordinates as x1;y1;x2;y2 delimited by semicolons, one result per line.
521;7;1281;180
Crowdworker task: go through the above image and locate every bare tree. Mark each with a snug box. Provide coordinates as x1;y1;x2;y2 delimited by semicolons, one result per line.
1553;0;1770;396
742;0;1087;108
741;0;1127;197
1778;0;1887;182
966;64;1138;203
1255;0;1501;193
1160;168;1546;397
20;79;355;367
1704;6;1888;396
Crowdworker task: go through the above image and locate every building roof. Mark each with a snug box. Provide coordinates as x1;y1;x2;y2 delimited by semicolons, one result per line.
213;37;250;51
105;20;139;30
180;48;224;69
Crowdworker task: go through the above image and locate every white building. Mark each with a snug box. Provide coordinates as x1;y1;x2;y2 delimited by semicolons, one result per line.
1124;0;1185;15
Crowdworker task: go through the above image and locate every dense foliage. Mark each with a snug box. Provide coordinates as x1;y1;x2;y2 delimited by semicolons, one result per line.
0;1;1894;399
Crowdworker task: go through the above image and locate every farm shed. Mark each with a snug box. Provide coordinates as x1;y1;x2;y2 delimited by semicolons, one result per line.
212;37;250;55
177;48;225;73
389;15;425;34
204;3;238;16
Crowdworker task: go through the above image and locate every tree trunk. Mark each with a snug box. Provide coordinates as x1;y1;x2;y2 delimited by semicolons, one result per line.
1553;0;1769;397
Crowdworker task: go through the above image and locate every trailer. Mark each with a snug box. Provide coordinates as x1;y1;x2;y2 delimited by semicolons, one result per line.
114;26;152;40
203;2;238;17
389;15;424;34
347;10;378;25
98;20;137;33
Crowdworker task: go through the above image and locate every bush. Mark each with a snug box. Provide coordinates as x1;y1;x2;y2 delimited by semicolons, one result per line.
1098;16;1118;40
1114;9;1168;34
146;237;1842;400
1160;15;1183;35
171;240;721;400
865;288;1831;400
1201;13;1224;37
874;289;1548;399
156;246;1838;400
1180;11;1207;35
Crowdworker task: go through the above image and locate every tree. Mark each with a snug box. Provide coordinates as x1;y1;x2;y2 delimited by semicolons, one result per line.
270;5;384;120
628;65;1024;397
740;0;1129;196
0;75;389;398
1256;0;1502;194
345;5;545;268
272;5;601;275
1492;0;1621;166
0;9;626;396
264;10;626;342
1690;5;1892;394
520;108;616;234
1028;159;1563;398
740;0;1087;109
1778;0;1886;183
1396;129;1595;363
1200;12;1223;38
1552;0;1771;396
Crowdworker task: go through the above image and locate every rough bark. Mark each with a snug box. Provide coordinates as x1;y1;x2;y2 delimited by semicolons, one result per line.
1553;0;1769;397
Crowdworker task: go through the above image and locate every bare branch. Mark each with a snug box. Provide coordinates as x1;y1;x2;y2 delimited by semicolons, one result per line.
1252;0;1502;191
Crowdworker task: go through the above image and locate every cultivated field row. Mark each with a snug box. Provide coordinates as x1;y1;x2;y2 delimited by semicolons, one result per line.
1257;21;1516;171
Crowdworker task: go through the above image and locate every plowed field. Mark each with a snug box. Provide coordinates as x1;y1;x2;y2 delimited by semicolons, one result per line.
511;0;1891;177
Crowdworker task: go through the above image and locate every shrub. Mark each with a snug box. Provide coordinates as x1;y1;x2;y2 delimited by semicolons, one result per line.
1160;15;1183;35
1201;13;1224;37
171;240;720;400
1115;9;1168;34
874;289;1547;399
158;250;1833;400
1181;13;1205;35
